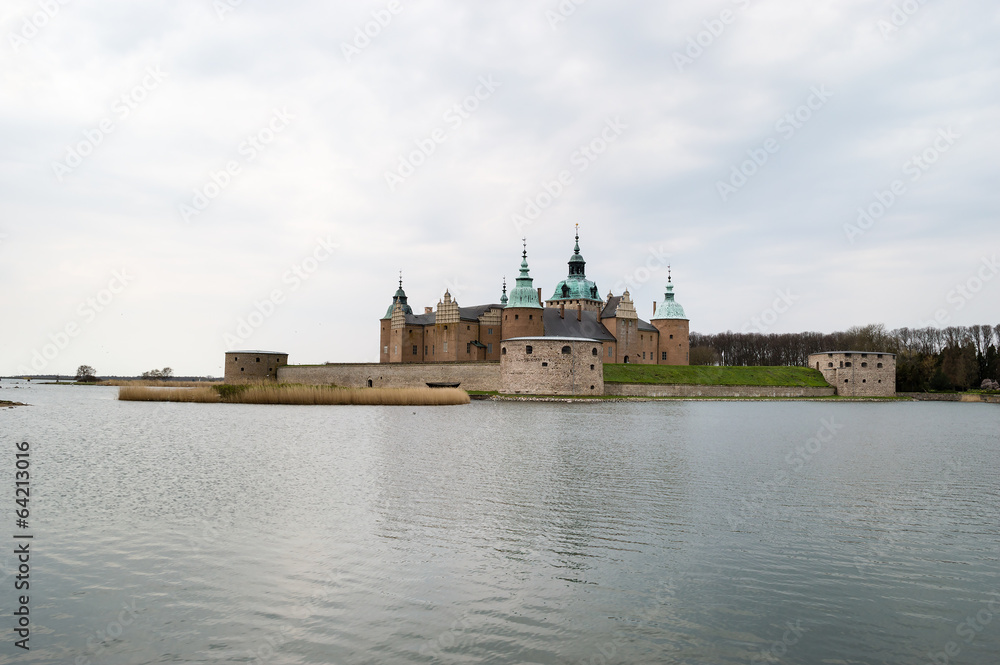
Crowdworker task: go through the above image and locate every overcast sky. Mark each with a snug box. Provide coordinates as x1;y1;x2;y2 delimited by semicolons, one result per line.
1;0;998;376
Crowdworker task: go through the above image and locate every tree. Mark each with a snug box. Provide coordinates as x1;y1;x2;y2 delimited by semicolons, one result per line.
76;365;97;382
141;367;174;380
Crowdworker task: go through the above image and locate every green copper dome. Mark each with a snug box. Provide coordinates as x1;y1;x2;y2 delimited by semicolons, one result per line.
549;228;601;303
651;275;687;320
382;277;413;319
506;244;543;309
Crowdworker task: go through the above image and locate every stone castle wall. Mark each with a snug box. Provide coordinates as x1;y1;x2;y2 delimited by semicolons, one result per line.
225;352;287;383
809;352;896;397
605;384;836;398
500;338;604;396
279;362;501;391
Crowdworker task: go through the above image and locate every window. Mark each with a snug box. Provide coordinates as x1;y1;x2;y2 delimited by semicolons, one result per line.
816;362;820;370
383;347;388;354
487;343;493;354
662;352;667;361
233;356;238;361
861;353;868;358
845;353;852;357
432;345;435;354
877;363;883;368
839;361;843;368
488;328;493;335
256;357;261;362
443;341;448;352
670;334;674;339
844;379;849;383
467;343;471;353
590;385;595;390
845;362;852;367
502;347;507;355
467;325;471;330
240;367;244;372
828;362;833;368
861;362;868;368
877;354;883;359
425;346;428;354
394;345;398;354
529;315;533;320
609;348;613;357
592;348;598;356
862;379;867;383
642;352;646;359
526;345;533;355
515;314;519;320
590;364;595;370
562;346;572;354
367;379;373;387
412;345;418;355
542;362;548;367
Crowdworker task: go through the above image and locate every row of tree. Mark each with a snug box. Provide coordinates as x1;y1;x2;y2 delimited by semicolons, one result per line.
690;324;1000;392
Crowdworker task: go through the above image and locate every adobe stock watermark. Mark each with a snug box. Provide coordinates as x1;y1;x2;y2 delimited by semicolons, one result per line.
717;86;833;202
213;0;245;21
545;0;587;30
511;116;627;232
17;269;135;374
750;620;808;664
609;245;671;294
52;66;167;182
384;76;501;192
179;108;295;223
726;417;843;530
876;0;931;39
341;0;403;62
925;592;1000;665
673;0;752;72
919;255;998;327
7;0;72;52
223;236;339;348
844;126;960;243
741;289;800;333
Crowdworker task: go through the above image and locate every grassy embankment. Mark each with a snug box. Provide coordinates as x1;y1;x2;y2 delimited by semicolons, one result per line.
602;364;831;387
118;384;470;406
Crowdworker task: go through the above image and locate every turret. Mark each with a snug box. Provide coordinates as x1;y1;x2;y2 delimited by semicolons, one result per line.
651;267;690;365
545;225;603;313
501;241;544;340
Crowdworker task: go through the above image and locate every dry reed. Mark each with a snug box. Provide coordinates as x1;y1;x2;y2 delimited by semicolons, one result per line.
118;386;220;402
231;385;470;406
117;384;469;406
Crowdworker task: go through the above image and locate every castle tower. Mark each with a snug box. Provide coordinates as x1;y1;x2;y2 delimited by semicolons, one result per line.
651;268;690;365
380;273;414;363
545;225;604;314
501;241;544;340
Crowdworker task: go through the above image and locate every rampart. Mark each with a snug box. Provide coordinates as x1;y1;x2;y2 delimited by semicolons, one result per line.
605;384;836;398
278;363;501;391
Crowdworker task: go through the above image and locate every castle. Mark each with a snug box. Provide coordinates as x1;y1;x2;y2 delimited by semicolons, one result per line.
379;229;690;372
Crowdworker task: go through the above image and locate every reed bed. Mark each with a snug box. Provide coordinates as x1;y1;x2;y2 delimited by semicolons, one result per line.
231;385;470;406
118;386;220;402
118;384;469;406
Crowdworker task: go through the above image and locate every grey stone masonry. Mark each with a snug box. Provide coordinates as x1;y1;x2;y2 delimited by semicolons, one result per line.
808;351;896;396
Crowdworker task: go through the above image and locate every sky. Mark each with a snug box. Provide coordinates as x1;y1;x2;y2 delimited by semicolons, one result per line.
1;0;998;377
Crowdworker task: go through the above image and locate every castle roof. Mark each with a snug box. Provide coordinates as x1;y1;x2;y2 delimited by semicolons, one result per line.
651;272;687;321
506;243;543;309
382;276;413;320
399;304;505;326
549;227;602;303
541;308;616;341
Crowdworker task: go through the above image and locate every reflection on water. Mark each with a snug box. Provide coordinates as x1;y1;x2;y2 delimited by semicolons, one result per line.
3;382;999;664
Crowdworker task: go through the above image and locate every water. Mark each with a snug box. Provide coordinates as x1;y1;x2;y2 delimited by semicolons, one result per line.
3;382;999;664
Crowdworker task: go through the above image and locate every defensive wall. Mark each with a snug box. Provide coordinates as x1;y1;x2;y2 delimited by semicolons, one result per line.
899;393;1000;404
605;384;836;398
278;362;501;391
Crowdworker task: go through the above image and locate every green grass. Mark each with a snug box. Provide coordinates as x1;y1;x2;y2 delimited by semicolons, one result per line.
603;365;831;387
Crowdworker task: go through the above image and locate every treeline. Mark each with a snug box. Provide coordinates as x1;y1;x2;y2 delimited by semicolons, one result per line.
690;324;1000;392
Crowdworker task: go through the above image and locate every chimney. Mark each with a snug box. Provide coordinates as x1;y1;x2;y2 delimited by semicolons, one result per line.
653;302;657;316
537;287;542;305
560;303;565;319
425;307;433;314
577;304;582;321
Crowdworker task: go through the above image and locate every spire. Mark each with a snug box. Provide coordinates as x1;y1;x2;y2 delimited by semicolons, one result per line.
500;277;508;306
383;272;413;319
574;223;581;255
507;240;543;309
549;225;600;302
652;268;687;320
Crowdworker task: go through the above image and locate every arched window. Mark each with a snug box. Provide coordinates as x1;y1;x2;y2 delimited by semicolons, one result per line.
861;362;868;368
592;348;598;356
501;347;507;355
367;379;373;388
828;362;834;368
561;346;572;354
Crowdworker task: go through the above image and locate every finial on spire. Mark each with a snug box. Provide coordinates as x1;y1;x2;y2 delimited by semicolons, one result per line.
668;265;672;284
522;237;527;258
399;270;403;289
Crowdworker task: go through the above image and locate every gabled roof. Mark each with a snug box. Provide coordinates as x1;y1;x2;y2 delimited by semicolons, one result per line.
400;304;505;326
600;296;621;319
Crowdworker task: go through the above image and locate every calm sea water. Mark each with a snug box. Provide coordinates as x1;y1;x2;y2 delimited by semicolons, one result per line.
2;382;999;664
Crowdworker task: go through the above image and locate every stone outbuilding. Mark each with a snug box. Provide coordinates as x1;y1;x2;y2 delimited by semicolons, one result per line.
500;337;604;396
224;351;288;383
808;351;896;397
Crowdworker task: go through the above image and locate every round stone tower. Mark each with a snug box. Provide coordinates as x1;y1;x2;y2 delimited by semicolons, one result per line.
651;269;690;365
501;242;545;340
